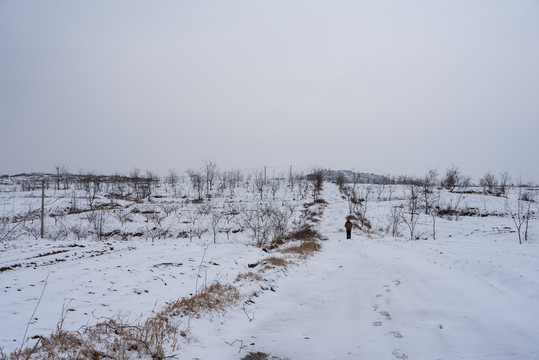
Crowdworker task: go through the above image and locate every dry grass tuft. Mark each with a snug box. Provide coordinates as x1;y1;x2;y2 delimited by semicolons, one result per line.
4;282;241;360
286;226;326;242
3;313;180;360
261;256;288;267
278;240;321;258
235;271;265;283
164;282;240;317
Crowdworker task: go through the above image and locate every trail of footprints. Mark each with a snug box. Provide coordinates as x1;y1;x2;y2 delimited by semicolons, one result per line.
372;278;408;359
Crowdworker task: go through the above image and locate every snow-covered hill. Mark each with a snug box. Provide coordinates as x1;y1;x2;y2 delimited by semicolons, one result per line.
1;178;538;359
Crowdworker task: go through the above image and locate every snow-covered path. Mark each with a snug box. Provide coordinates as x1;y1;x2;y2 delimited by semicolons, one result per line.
183;184;539;360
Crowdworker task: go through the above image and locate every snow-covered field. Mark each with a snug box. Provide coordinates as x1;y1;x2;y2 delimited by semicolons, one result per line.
1;175;538;359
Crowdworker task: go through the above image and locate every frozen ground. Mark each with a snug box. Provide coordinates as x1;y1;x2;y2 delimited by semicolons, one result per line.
180;184;539;360
1;181;538;359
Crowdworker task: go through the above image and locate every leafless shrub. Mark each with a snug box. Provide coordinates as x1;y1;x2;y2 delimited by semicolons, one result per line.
71;224;90;241
164;169;179;194
203;160;218;196
114;209;132;226
221;203;242;240
480;171;498;194
185;209;201;226
85;210;108;240
241;203;275;247
196;202;213;216
270;206;292;241
507;185;538;244
143;208;165;227
387;206;402;238
420;170;438;214
22;222;41;240
186;168;204;200
498;171;511;195
46;222;71;241
159;203;179;217
194;225;208;240
253;170;265;200
210;210;223;243
401;186;420;240
308;167;324;202
144;225;169;242
269;179;280;200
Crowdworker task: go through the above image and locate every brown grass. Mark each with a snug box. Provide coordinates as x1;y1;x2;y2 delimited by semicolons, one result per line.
286;226;326;242
278;240;321;258
261;256;288;267
2;313;180;360
235;271;265;283
164;281;240;317
4;281;241;360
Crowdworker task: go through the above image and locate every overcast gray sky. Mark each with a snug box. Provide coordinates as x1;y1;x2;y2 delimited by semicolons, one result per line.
1;0;538;182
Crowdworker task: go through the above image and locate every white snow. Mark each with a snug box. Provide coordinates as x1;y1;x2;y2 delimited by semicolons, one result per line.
1;179;538;359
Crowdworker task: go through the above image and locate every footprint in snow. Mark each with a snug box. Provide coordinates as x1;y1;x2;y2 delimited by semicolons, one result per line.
392;349;408;359
380;311;392;320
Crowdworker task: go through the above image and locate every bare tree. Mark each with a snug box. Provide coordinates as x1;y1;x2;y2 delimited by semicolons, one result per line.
203;160;218;196
165;169;179;194
309;167;325;202
335;172;346;190
442;165;461;192
388;206;402;238
401;185;420;240
210;210;223;243
479;172;497;194
359;185;372;227
184;210;203;242
271;206;292;241
82;173;99;210
186;168;204;200
114;209;132;226
254;170;265;200
54;164;66;191
221;203;242;240
86;209;107;240
505;185;526;244
241;203;274;248
499;171;511;195
386;175;395;201
430;189;442;240
269;179;280;200
421;169;438;214
523;189;537;241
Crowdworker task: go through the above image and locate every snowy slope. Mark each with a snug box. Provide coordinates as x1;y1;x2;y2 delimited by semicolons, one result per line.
180;184;539;360
1;182;539;359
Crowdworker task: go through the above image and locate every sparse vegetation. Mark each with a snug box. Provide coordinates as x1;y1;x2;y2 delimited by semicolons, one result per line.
2;164;537;359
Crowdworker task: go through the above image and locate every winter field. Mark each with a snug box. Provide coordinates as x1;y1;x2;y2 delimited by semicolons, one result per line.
1;171;538;360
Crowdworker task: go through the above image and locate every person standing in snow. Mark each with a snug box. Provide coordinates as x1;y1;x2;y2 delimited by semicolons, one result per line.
345;219;353;239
